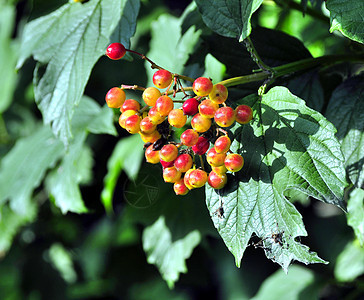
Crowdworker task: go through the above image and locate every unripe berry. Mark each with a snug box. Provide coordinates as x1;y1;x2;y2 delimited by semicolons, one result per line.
121;99;140;113
198;99;219;118
209;84;228;104
225;154;244;172
182;98;199;116
163;166;182;183
142;87;161;106
168;109;187;128
206;147;226;167
106;43;126;60
119;110;137;128
153;69;173;89
160;144;178;162
160;159;175;168
174;178;189;195
212;165;228;174
208;171;227;189
145;145;160;164
148;106;164;125
139;131;161;143
193;77;213;96
184;169;195;190
174;154;193;173
192;136;209;155
235;105;253;124
180;129;199;146
105;87;126;108
188;169;208;188
214;106;235;127
125;114;141;134
155;95;174;116
214;136;231;153
191;113;212;133
140;117;157;134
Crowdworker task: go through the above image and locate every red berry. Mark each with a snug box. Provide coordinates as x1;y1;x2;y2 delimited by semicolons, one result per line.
209;84;228;104
206;147;226;167
198;99;219;118
106;43;126;60
192;136;209;155
212;165;228;174
121;99;140;113
119;110;137;128
225;154;244;172
160;144;178;162
145;145;160;164
125;114;141;134
191;113;212;133
163;166;182;183
155;95;174;116
140;117;157;134
182;98;199;116
180;129;199;146
193;77;213;96
160;159;175;168
139;131;161;143
214;136;231;153
174;154;193;173
184;169;195;190
208;171;227;189
168;109;187;128
214;106;235;127
105;87;126;108
153;69;173;89
148;106;164;125
188;169;208;188
235;105;253;124
142;87;161;106
174;178;189;195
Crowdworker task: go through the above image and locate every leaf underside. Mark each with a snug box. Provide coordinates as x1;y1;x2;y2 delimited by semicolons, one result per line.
206;86;347;270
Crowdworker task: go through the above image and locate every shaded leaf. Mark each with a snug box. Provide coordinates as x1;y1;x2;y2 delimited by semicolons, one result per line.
347;188;364;246
334;240;364;282
251;266;321;300
326;75;364;188
48;243;77;284
0;126;64;215
326;0;364;44
206;86;347;269
17;0;137;146
142;216;201;288
195;0;263;41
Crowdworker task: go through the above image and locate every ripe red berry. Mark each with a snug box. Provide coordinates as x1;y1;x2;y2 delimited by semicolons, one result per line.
148;106;164;125
168;109;187;128
140;117;157;134
153;69;173;89
188;169;208;188
119;110;137;128
192;136;209;155
206;147;226;167
106;43;126;60
105;87;126;108
145;145;160;164
184;169;195;190
163;166;182;183
214;106;236;127
160;144;178;162
182;98;199;116
174;178;189;195
125;114;141;134
198;99;219;118
142;87;161;106
225;153;244;172
209;84;228;104
121;99;140;113
155;95;174;116
191;113;212;133
160;159;175;168
193;77;213;96
214;136;231;153
174;154;193;173
208;171;227;189
180;129;199;146
235;105;253;124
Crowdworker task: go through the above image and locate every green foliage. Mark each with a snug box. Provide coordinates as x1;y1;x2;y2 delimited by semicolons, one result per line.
347;188;364;246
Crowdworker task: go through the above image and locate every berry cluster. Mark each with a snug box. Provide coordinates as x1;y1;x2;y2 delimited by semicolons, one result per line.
105;43;253;195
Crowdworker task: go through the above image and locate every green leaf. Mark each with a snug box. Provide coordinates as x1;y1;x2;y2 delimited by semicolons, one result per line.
101;135;144;214
142;216;201;289
0;203;37;254
251;265;321;300
334;240;364;282
195;0;264;41
17;0;137;146
146;13;201;87
0;2;17;113
206;86;347;269
48;243;77;284
326;0;364;44
0;125;64;215
347;188;364;246
203;54;226;83
326;75;364;188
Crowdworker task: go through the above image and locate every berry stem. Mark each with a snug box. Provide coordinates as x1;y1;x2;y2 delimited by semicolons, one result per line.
199;155;205;171
120;84;146;91
243;36;274;75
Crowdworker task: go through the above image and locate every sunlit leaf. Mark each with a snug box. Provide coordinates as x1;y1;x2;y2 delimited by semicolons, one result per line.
206;86;347;270
335;240;364;282
142;216;201;288
17;0;137;146
347;188;364;246
195;0;263;41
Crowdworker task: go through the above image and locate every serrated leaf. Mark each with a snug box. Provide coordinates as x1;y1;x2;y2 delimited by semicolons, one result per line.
195;0;263;41
146;13;201;87
101;135;144;214
17;0;137;146
142;216;201;289
334;240;364;282
0;203;37;253
0;2;17;113
326;0;364;44
347;188;364;246
0;126;64;215
325;75;364;188
206;86;347;270
251;265;321;300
